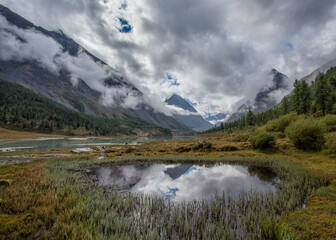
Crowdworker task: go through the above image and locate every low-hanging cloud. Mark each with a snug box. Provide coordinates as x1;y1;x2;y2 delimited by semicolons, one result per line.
0;14;192;116
1;0;336;116
0;14;148;110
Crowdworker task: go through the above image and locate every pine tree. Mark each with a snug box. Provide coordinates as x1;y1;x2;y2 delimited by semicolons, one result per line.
292;79;300;113
299;80;311;114
246;108;256;126
280;96;289;115
314;73;332;115
292;79;311;114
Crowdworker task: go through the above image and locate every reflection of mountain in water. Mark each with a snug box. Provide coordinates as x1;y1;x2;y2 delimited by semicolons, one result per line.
164;165;191;179
90;163;279;202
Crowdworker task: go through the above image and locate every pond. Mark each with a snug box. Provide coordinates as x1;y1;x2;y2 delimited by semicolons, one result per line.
89;163;279;202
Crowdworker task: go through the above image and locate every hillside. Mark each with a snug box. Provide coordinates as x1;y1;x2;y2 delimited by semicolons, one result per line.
0;4;191;132
0;78;171;137
206;64;336;134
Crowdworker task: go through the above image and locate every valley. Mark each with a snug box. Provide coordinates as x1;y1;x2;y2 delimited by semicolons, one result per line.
1;126;335;239
1;2;336;240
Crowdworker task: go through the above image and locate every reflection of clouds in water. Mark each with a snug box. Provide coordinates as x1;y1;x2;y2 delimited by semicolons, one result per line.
94;164;277;202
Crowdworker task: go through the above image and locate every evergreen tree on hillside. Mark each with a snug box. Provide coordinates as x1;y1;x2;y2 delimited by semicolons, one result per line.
0;78;171;136
326;67;336;89
300;80;311;114
292;80;300;112
280;96;289;115
246;108;256;126
204;65;336;135
292;79;311;114
314;73;332;115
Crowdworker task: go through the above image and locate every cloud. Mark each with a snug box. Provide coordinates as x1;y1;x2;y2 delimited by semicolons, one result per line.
1;0;336;116
165;104;199;116
0;14;147;110
0;16;62;73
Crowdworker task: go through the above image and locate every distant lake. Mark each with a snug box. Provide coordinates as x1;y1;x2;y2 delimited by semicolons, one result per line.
0;137;141;152
89;163;279;202
0;135;194;152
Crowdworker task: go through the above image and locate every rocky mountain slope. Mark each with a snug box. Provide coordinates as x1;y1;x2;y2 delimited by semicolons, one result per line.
228;69;290;122
0;4;191;132
0;78;171;137
165;94;213;132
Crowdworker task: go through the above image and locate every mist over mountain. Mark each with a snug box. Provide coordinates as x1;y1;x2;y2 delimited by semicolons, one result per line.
1;0;336;119
0;4;191;132
228;69;290;122
205;113;228;125
165;94;213;132
302;59;336;84
165;94;197;113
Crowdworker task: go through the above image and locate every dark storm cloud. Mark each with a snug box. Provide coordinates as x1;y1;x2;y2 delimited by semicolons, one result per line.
144;0;226;39
253;0;336;37
0;0;336;114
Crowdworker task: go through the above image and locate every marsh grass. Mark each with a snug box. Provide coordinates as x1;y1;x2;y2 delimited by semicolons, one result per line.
35;156;326;239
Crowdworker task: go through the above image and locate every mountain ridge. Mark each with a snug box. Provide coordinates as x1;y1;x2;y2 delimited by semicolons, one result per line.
205;113;228;125
228;69;290;122
0;78;171;137
0;4;192;133
164;94;213;132
165;94;197;113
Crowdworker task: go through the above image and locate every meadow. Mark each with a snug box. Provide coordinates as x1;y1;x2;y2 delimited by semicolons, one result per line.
1;129;336;239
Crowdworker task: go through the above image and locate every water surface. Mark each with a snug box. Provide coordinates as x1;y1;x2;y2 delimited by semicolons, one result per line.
90;163;279;202
0;138;139;152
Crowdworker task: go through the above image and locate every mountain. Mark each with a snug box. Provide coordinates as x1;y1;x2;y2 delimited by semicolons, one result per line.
205;113;228;125
0;78;171;137
302;59;336;84
228;69;290;122
165;94;213;132
0;4;191;133
165;94;197;113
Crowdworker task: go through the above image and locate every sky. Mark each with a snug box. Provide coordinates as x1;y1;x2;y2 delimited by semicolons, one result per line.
1;0;336;116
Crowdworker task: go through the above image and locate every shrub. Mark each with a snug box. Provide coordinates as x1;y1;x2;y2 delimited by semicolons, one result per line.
124;148;134;153
219;145;238;151
321;114;336;132
277;132;286;139
233;133;250;142
249;132;276;149
203;142;213;150
325;133;336;153
285;118;325;151
264;113;297;132
176;146;191;153
192;142;212;151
